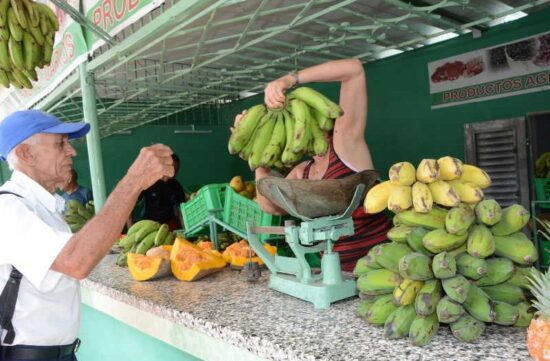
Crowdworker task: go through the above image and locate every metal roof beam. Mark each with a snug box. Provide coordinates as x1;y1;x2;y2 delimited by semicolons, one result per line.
401;0;488;32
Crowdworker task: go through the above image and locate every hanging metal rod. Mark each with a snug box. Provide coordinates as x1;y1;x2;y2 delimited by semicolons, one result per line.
49;0;117;46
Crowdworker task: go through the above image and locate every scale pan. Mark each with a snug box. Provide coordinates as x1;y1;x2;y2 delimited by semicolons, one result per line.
257;170;380;218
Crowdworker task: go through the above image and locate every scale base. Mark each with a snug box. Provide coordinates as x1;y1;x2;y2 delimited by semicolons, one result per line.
268;273;357;309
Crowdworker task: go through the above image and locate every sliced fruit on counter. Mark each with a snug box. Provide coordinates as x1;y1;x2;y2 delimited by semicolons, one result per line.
170;238;226;281
222;239;277;268
128;245;172;281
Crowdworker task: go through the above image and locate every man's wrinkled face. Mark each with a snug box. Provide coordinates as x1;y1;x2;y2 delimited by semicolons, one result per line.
30;133;77;186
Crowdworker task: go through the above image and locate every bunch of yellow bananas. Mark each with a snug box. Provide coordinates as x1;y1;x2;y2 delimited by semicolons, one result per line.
228;87;343;170
0;0;58;89
364;156;492;214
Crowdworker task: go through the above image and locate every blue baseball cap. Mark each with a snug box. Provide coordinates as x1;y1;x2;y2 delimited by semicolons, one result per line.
0;110;90;160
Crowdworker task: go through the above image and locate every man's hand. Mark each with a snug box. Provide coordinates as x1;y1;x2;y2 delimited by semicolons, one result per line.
127;144;174;191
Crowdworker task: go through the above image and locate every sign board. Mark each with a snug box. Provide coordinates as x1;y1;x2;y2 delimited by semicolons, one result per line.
429;31;550;109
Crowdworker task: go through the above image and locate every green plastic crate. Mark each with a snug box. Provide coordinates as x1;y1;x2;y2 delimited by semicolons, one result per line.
222;186;281;242
181;183;227;236
535;178;550;209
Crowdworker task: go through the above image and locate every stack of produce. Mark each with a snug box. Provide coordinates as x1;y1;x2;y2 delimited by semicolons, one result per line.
356;156;537;346
64;199;95;233
0;0;59;89
116;220;175;267
229;175;256;200
227;87;343;170
535;152;550;178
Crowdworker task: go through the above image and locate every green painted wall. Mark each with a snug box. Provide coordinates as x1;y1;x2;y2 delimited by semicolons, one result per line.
78;305;200;361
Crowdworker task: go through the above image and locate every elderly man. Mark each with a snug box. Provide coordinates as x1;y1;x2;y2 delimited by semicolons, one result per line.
0;110;174;361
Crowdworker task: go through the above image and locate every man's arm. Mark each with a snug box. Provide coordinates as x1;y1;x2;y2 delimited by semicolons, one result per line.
51;144;174;279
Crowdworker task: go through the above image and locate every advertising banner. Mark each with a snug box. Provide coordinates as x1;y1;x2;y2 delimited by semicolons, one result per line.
428;31;550;109
0;0;88;119
83;0;164;54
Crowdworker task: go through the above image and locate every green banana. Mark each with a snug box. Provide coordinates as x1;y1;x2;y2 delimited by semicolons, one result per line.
480;282;526;305
353;255;378;276
228;104;266;154
310;106;333;131
119;234;137;252
136;231;157;254
309;114;328;156
163;231;175;246
436;296;465;323
508;266;534;289
490;204;530;236
466;224;495;259
6;70;22;88
28;21;44;46
8;36;24;70
356;268;402;296
127;219;161;237
7;7;23;41
238;120;260;161
362;246;383;269
406;227;434;256
383;303;417;340
450;314;485;343
23;31;37;70
475;199;502;226
65;213;87;224
43;40;52;64
409;313;439;347
514;302;534;327
474;257;515;287
116;251;129;267
394;207;448;230
445;203;475;235
289;98;311;154
442;275;471;303
415;279;441;316
432;251;457;279
22;66;37;81
35;2;58;31
0;0;9;27
248;112;276;170
422;229;468;254
387;225;413;243
0;25;8;41
374;242;413;273
0;39;10;70
39;10;49;35
154;224;169;246
259;112;285;167
456;253;488;280
22;0;38;28
9;0;27;29
290;86;343;119
463;285;494;322
280;109;296;166
493;232;537;266
0;68;8;87
11;66;31;88
365;294;397;325
357;298;376;318
398;253;433;281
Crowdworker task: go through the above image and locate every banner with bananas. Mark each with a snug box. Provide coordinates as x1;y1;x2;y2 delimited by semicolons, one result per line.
0;0;87;118
82;0;165;54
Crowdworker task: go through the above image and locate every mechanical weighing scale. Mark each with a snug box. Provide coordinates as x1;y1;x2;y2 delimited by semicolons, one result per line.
245;170;379;309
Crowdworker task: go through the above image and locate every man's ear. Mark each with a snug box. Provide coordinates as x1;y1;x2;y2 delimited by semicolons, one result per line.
15;143;35;165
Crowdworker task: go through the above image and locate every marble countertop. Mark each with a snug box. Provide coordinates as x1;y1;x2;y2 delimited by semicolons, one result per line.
82;255;531;361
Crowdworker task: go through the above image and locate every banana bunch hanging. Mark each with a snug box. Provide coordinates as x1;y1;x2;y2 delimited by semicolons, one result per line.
228;87;343;170
0;0;59;89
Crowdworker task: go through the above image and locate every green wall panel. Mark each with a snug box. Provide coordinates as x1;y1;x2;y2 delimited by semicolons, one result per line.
78;304;201;361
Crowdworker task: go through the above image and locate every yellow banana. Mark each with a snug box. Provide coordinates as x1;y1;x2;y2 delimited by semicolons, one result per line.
428;180;460;207
389;162;416;186
0;68;8;87
0;0;9;27
248;112;276;170
364;180;396;214
0;38;10;70
8;36;24;70
228;104;266;154
290;86;343;119
7;7;23;41
259;112;285;167
416;159;440;183
437;156;463;181
448;179;483;204
281;110;297;166
459;164;491;189
35;2;58;31
9;0;27;29
310;112;328;156
11;66;31;88
393;279;424;306
289;98;311;154
387;185;413;213
412;181;433;213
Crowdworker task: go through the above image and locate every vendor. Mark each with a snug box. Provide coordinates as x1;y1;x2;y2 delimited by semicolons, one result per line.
235;59;391;272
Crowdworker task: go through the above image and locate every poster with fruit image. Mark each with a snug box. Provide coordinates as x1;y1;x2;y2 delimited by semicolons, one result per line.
428;30;550;109
0;0;88;119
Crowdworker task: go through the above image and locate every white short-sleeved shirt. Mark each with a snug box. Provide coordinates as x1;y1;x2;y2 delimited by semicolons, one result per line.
0;170;79;346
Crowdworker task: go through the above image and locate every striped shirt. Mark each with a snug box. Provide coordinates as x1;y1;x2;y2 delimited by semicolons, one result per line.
303;142;391;272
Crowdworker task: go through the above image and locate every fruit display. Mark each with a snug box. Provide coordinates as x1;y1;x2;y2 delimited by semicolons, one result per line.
229;175;256;200
0;0;59;89
527;268;550;360
64;199;95;233
535;152;550;178
355;156;537;346
227;86;343;170
116;220;175;267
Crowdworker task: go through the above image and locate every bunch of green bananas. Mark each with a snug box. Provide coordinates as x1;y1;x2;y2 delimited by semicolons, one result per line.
228;87;343;170
64;199;95;233
535;152;550;178
0;0;59;89
116;220;175;267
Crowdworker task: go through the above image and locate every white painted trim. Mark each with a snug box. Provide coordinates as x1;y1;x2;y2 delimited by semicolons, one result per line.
81;287;267;361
